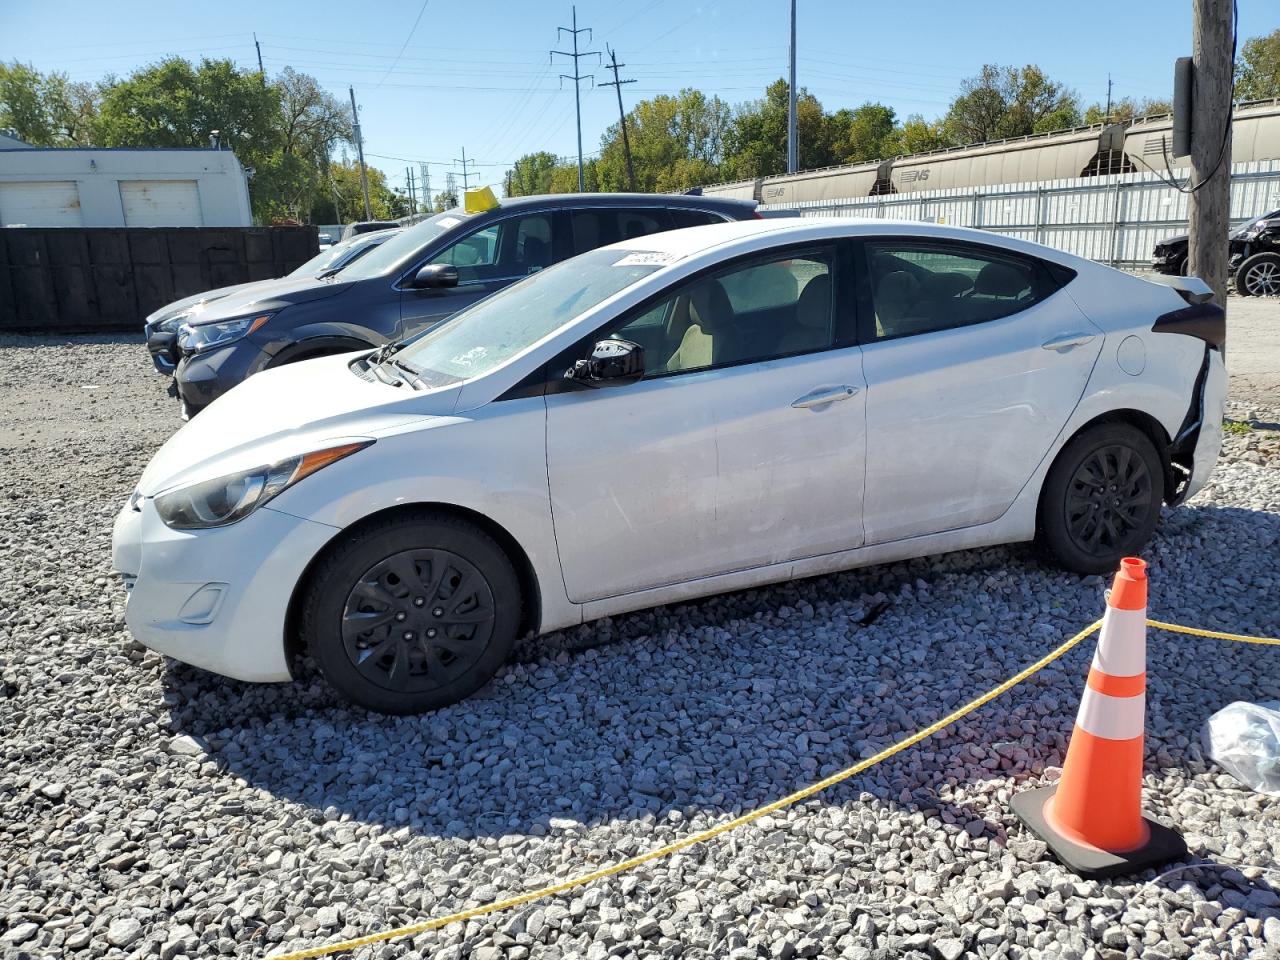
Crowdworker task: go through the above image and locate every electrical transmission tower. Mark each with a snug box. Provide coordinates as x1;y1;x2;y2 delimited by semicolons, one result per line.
551;6;600;191
602;46;637;190
454;147;475;192
419;162;431;211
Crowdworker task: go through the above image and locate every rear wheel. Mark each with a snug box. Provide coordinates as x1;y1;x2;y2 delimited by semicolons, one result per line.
302;511;521;713
1039;423;1165;574
1235;252;1280;297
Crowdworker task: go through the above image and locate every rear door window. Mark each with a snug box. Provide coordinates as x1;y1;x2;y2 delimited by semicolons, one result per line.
570;208;668;255
864;241;1060;340
668;208;728;229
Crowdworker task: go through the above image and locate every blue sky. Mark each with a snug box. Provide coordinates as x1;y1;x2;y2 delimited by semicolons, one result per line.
3;0;1276;196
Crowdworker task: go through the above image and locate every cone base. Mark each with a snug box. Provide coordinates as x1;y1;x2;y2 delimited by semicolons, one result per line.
1011;785;1186;880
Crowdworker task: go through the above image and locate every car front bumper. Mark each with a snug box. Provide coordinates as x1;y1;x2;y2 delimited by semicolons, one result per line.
174;341;272;417
111;495;339;683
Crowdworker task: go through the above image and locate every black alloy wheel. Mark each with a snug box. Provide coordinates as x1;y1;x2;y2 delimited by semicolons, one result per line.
1039;423;1164;574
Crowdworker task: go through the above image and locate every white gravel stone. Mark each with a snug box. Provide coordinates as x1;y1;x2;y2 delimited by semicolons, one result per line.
1;327;1278;960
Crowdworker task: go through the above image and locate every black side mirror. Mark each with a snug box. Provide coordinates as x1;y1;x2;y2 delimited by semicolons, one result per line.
412;264;459;289
567;338;645;388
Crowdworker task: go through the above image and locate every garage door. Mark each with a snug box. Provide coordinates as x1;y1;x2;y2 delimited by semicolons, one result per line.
0;181;84;226
119;179;202;226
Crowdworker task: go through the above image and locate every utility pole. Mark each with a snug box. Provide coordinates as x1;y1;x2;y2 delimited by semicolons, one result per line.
787;0;798;173
406;166;417;215
1188;0;1234;306
254;33;265;79
602;45;637;191
454;147;474;192
1105;73;1113;120
551;6;600;191
348;86;372;221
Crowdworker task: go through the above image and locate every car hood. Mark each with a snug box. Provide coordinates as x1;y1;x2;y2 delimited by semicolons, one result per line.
1156;234;1188;248
180;275;357;323
135;353;461;497
145;281;263;326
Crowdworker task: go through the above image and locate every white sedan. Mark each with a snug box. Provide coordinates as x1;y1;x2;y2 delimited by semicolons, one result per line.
112;219;1226;713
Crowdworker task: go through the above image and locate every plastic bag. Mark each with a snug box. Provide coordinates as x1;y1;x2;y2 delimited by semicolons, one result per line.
1202;700;1280;796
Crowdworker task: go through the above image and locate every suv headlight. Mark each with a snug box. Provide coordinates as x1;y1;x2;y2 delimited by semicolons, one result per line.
178;313;274;354
154;441;371;529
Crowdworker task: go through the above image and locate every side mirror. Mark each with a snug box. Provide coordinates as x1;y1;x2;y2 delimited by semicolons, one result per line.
411;264;459;289
567;338;645;388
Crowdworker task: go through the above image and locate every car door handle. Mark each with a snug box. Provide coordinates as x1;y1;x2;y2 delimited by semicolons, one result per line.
791;385;860;409
1041;333;1097;352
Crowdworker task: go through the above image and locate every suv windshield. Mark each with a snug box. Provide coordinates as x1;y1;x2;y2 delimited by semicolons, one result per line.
393;247;667;386
338;210;473;280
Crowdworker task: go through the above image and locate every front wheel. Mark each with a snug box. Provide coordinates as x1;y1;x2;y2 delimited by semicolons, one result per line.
301;511;522;713
1038;423;1165;575
1234;252;1280;297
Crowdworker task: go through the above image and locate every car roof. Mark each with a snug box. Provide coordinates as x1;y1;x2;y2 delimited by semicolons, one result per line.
604;216;1088;269
490;192;755;213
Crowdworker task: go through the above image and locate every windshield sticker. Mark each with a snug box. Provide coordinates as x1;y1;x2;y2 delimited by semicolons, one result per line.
437;216;462;228
615;251;680;267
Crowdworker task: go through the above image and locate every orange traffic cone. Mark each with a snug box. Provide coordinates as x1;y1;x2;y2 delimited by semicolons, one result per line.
1011;557;1186;879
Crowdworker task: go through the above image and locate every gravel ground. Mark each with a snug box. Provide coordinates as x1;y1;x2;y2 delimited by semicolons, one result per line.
1;304;1278;960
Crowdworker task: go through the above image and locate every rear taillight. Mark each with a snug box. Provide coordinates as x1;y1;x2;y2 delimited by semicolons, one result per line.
751;208;764;220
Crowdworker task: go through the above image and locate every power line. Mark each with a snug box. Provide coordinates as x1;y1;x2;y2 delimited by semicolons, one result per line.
550;5;600;191
373;0;431;90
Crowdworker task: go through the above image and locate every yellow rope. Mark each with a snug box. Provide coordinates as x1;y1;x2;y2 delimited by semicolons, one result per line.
269;617;1277;960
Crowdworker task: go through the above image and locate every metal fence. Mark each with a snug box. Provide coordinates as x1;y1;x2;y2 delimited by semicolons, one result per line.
766;160;1280;269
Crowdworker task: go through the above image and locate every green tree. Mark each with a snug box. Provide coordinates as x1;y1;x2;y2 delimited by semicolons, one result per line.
722;79;834;180
1082;96;1171;125
0;61;96;145
507;151;559;195
885;114;949;155
593;88;731;192
826;102;897;163
329;160;403;220
943;64;1081;144
1235;29;1280;101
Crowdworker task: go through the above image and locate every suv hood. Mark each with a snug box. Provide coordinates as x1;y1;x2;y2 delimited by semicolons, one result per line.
181;274;357;323
136;353;461;497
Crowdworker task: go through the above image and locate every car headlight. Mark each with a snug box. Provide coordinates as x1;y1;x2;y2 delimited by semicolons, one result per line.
154;441;372;529
178;313;273;354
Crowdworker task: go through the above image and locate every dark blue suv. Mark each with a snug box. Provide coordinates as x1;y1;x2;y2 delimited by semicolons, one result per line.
171;193;758;416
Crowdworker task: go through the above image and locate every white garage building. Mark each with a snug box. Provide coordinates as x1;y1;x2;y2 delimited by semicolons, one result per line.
0;144;253;227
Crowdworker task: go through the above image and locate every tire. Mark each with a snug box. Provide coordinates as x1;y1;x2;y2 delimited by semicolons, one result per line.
268;341;371;368
1176;255;1189;277
1234;252;1280;297
301;510;521;714
1038;423;1165;575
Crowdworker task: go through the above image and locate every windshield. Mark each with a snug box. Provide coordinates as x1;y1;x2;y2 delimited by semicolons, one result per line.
1237;209;1280;234
338;210;473;281
393;247;668;386
289;237;362;277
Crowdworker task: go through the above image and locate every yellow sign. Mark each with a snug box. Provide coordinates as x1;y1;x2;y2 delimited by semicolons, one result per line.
464;186;499;214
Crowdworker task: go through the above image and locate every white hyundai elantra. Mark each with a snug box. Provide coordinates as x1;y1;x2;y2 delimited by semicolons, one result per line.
113;218;1225;713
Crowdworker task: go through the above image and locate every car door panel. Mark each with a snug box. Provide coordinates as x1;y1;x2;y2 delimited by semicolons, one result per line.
545;242;865;604
861;290;1102;544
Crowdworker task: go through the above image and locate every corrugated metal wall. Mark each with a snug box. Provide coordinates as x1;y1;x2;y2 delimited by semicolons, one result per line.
768;160;1280;269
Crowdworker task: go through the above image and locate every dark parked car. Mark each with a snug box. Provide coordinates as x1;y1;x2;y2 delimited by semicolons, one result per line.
144;229;403;374
1151;208;1280;295
339;220;401;241
171;193;759;416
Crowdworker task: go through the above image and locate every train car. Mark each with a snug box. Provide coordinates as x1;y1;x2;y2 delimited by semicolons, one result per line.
701;98;1280;205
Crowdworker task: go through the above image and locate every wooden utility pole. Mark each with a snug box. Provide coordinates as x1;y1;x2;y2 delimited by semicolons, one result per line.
1187;0;1234;306
349;86;373;221
602;46;637;191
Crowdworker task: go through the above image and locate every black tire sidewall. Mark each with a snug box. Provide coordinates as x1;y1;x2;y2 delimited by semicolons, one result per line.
1235;252;1280;297
303;513;521;714
1039;423;1165;575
